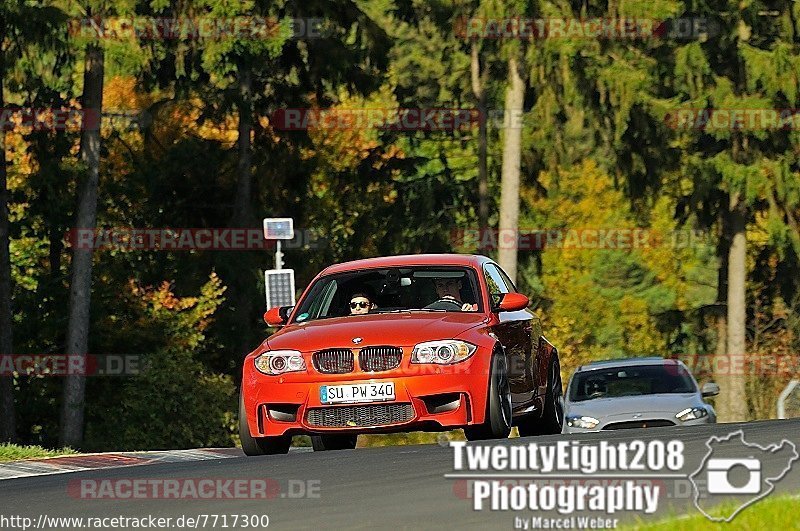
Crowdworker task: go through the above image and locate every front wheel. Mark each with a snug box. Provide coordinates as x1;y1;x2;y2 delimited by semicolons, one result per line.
464;352;512;441
311;434;358;451
239;391;291;456
517;355;564;436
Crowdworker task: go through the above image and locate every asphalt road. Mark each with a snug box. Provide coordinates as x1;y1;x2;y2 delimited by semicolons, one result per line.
2;419;800;530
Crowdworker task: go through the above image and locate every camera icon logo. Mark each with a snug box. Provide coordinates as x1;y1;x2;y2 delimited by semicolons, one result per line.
689;430;798;522
706;457;761;495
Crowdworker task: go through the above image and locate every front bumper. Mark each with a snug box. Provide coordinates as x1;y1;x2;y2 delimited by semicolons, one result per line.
242;351;493;437
563;414;713;434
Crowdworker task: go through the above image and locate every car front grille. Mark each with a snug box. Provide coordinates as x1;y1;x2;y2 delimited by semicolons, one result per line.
306;403;415;428
313;349;354;374
602;420;676;430
359;346;403;372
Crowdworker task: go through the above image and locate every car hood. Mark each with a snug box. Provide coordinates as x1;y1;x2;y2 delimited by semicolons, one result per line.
565;393;703;420
265;312;489;351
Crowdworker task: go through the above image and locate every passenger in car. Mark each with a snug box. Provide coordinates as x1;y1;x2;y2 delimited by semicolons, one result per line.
349;291;377;315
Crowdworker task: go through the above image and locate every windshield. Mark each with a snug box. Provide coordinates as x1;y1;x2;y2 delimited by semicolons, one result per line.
291;266;483;323
568;364;697;402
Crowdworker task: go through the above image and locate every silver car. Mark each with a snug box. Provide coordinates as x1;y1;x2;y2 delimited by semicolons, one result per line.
563;357;718;433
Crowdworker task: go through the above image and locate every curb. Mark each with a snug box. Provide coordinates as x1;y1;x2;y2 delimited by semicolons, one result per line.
0;448;243;481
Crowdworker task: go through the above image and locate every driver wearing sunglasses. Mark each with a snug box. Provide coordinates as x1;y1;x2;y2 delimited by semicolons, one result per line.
349;292;376;315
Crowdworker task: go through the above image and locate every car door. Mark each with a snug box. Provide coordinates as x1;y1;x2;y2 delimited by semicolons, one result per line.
494;265;546;403
483;263;536;409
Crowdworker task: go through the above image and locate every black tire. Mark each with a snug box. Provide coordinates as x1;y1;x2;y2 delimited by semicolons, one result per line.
239;391;291;456
311;434;358;451
464;352;512;441
517;354;564;436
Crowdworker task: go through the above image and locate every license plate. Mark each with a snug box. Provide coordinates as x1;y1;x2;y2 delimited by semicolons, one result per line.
320;382;395;404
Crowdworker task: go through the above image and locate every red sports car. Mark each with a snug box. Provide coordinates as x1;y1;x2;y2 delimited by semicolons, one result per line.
239;254;563;454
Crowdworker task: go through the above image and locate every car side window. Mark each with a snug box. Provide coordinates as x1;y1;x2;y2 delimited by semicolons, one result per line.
305;279;337;320
495;265;518;293
483;264;510;308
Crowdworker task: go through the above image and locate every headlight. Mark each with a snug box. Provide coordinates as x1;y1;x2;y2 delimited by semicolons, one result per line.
566;415;600;429
676;407;708;421
411;340;477;364
254;350;306;375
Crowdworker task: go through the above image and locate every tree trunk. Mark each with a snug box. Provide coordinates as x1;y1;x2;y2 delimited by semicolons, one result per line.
231;63;256;358
232;64;253;227
718;35;750;424
470;42;488;250
0;13;16;443
723;191;748;422
497;55;524;283
60;44;104;448
49;225;63;278
712;203;728;416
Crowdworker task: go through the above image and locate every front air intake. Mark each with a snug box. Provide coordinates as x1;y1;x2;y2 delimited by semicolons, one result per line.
312;349;354;374
306;403;415;427
359;346;402;372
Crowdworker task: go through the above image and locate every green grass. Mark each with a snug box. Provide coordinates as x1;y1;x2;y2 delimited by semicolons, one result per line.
0;443;78;462
625;495;800;530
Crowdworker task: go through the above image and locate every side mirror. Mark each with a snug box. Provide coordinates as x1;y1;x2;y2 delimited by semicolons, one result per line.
279;306;294;321
264;306;292;327
496;292;530;312
701;382;720;397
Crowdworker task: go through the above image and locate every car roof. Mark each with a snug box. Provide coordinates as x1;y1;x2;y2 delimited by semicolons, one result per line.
575;356;681;372
320;254;493;276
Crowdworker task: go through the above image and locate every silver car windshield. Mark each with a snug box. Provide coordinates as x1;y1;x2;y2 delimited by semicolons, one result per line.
569;364;697;402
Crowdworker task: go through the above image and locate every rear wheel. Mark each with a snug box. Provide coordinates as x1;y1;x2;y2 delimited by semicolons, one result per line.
517;355;564;436
311;434;358;451
239;391;291;456
464;352;512;441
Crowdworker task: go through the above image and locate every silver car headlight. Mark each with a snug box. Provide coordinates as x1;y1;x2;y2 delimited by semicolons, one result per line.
566;415;600;429
676;407;708;421
411;340;477;365
254;350;306;375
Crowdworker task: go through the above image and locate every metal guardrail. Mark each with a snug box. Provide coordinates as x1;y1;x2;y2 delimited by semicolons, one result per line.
777;379;799;419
